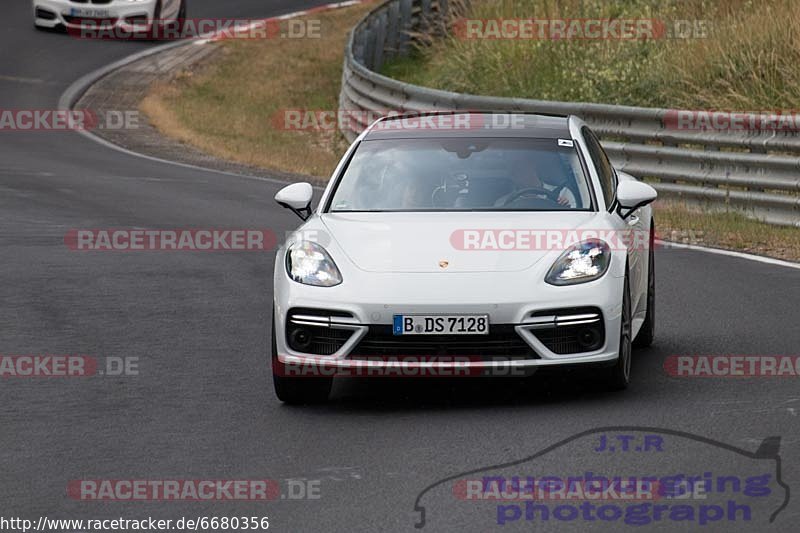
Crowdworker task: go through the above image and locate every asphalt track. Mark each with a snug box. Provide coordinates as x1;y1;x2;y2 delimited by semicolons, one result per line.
1;1;799;531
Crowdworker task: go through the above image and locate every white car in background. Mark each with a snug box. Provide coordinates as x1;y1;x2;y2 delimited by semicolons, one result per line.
33;0;186;31
271;112;658;403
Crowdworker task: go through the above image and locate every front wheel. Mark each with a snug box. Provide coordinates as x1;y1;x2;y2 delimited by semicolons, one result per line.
176;0;187;31
271;316;332;404
606;272;633;390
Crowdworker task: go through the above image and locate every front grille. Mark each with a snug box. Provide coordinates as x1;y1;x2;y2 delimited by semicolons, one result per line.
348;325;539;360
70;0;113;4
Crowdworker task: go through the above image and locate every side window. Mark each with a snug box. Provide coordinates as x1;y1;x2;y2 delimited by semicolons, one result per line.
582;127;617;209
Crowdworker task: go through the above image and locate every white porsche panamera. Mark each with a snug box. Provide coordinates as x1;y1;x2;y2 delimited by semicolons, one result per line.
271;112;657;403
33;0;185;31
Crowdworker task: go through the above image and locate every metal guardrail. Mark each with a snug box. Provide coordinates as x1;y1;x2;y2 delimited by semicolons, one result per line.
339;0;800;227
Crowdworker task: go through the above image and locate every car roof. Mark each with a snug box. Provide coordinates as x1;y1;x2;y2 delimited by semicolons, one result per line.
362;112;572;140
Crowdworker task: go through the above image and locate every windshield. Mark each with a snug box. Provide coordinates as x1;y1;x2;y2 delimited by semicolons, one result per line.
328;137;593;212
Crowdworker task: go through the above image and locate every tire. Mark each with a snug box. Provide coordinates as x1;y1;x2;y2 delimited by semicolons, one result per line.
271;313;332;404
148;0;163;39
607;270;633;390
176;0;186;32
633;222;656;348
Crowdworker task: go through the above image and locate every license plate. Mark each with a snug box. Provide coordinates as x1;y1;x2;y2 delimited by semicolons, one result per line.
393;314;489;335
69;8;112;18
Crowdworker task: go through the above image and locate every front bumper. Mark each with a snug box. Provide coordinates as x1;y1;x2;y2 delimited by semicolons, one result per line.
33;0;156;29
273;269;624;373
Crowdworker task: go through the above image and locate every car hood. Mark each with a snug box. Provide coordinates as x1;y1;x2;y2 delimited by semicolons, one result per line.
320;211;600;273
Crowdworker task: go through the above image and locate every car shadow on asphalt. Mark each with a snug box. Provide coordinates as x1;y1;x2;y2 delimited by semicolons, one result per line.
306;364;643;412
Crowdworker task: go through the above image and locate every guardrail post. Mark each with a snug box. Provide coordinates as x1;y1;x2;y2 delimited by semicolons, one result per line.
352;25;366;65
385;2;401;59
436;0;449;36
420;0;432;35
362;24;376;70
372;9;388;71
398;0;413;55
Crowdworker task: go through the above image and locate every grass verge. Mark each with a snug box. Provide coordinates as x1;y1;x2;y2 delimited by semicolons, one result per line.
141;2;374;178
656;201;800;262
383;0;800;109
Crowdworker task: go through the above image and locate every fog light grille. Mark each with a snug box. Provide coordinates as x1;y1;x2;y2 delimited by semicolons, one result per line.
526;307;605;355
286;308;355;355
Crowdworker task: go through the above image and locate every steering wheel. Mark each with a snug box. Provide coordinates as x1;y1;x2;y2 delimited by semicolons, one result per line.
501;187;560;207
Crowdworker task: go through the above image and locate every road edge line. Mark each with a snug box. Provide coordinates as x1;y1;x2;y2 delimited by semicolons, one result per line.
656;239;800;270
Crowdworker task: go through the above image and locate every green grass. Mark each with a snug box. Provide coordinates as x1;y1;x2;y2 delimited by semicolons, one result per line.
141;3;373;178
655;201;800;261
383;0;800;109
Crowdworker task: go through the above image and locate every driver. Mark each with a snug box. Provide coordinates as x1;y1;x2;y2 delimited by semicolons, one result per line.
531;168;577;208
546;180;577;208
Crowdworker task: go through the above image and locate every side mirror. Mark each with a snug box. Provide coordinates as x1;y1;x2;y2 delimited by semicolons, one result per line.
616;180;657;219
275;182;313;220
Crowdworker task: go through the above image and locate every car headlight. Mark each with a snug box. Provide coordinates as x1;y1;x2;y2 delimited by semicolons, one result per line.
286;241;342;287
545;239;611;286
